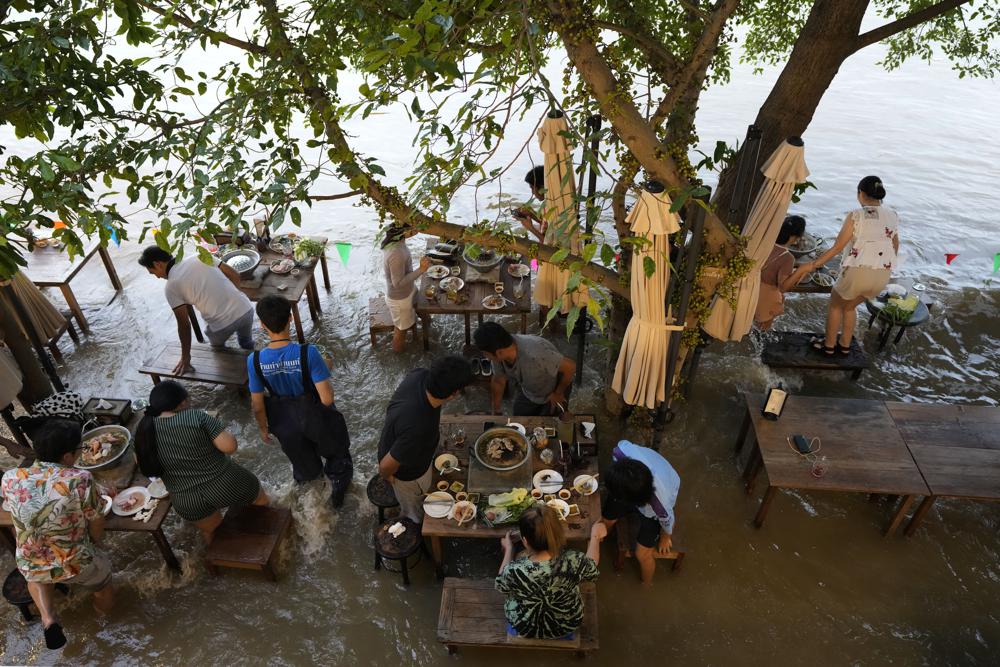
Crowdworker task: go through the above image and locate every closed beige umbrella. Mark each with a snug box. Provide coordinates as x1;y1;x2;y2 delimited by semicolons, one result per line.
1;271;67;341
611;186;682;409
535;113;587;313
703;139;810;341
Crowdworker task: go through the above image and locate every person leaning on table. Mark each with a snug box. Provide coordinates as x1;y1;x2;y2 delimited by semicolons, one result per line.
138;245;255;374
1;420;115;650
376;355;474;522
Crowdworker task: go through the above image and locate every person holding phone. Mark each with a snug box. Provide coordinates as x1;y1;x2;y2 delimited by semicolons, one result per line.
512;165;546;241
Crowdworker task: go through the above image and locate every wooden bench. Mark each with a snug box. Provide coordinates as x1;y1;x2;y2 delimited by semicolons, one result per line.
437;577;598;656
204;506;292;580
761;331;870;380
139;342;249;389
369;296;426;349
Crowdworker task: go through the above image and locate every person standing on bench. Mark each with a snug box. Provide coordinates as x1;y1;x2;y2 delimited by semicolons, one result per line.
138;246;255;374
496;504;606;639
377;356;474;522
601;439;680;586
248;296;353;507
474;322;575;416
1;420;115;650
382;224;430;353
135;380;270;542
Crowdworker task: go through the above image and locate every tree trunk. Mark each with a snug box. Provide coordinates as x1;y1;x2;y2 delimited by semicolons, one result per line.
712;0;870;224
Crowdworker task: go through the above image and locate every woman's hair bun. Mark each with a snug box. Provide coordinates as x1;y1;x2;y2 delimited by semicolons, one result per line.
858;175;886;200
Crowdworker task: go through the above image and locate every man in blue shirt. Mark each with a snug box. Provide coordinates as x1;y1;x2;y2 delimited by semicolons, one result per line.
601;439;680;585
248;296;352;506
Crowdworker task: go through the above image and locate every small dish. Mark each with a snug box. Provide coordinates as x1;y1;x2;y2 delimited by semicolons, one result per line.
558;489;572;501
112;486;150;516
546;498;570;519
467;492;480;504
436;480;450;491
567;503;580;517
506;422;527;436
450;500;477;525
147;478;168;499
435;453;459;473
290;268;301;276
449;266;461;276
423;491;454;519
449;481;465;493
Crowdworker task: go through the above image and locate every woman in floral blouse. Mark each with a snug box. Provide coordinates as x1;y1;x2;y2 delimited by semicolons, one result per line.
1;419;114;650
495;504;606;639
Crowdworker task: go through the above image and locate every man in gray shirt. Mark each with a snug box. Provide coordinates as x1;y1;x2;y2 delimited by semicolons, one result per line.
474;322;576;416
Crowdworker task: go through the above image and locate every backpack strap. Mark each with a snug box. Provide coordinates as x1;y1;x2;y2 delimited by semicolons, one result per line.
299;344;321;401
252;350;277;396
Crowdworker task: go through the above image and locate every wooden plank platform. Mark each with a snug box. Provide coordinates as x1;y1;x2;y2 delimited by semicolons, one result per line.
437;577;598;655
204;506;292;580
761;331;870;380
139;342;248;388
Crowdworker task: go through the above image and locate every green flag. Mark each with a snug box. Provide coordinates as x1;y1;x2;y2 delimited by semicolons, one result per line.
994;252;999;273
335;242;352;267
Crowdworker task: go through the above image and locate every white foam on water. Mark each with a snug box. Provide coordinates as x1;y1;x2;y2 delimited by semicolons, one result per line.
271;480;338;563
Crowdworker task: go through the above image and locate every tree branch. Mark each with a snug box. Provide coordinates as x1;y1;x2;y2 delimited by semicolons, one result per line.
854;0;971;52
310;190;362;201
137;1;267;55
593;19;682;80
256;0;628;298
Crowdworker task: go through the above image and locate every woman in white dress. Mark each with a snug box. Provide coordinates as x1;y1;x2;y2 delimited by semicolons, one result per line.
803;176;900;354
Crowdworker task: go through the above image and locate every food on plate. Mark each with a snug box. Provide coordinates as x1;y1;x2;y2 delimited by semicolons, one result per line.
507;263;530;278
486;435;522;463
426;265;450;279
482;294;505;309
294;238;325;261
452;500;477;524
118;492;144;512
483;487;535;525
439;276;464;292
811;272;835;287
78;431;128;466
271;258;295;274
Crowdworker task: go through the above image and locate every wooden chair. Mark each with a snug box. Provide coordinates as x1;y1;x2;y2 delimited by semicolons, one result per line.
204;506;292;580
138;343;249;391
437;577;598;657
368;296;425;349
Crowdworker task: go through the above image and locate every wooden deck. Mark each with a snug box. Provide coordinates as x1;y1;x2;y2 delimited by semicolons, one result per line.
437;577;598;655
139;343;249;388
761;331;870;380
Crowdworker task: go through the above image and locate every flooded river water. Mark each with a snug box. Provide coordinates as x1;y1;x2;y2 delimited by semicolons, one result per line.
2;38;999;666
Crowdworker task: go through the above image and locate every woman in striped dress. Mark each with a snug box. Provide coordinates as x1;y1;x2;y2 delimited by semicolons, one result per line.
135;381;268;543
495;505;606;639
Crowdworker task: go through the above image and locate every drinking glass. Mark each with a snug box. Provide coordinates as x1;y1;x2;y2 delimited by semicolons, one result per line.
494;282;504;295
513;278;524;299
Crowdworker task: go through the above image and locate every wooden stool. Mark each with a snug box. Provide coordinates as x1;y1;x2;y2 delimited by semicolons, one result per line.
437;577;598;656
139;342;249;390
2;569;68;622
204;506;292;580
760;331;870;381
368;297;424;349
373;517;422;586
366;474;399;523
612;515;685;573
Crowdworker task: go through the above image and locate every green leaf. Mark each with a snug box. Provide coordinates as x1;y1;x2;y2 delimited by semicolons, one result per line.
643;255;656;278
51;154;81;172
565;306;581;339
586;298;604;331
549;248;570;264
290;207;301;226
39;162;55;182
543;298;564;328
600;244;615;267
196;246;214;265
581;243;597;263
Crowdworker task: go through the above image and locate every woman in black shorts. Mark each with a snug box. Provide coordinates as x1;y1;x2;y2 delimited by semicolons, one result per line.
135;381;269;542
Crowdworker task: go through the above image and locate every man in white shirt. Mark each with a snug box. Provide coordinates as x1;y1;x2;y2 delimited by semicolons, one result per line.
139;246;254;373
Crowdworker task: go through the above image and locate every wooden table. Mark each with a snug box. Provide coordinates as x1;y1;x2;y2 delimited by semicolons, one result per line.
0;412;181;571
735;393;929;536
24;240;123;333
415;254;532;348
884;402;1000;535
421;415;600;577
233;238;326;344
789;255;840;294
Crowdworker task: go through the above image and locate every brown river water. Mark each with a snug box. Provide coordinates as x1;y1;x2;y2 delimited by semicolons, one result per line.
2;39;999;666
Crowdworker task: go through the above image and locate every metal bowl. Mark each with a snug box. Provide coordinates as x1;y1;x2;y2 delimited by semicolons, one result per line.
77;425;133;471
788;233;820;258
463;247;504;271
221;248;261;278
474;427;531;471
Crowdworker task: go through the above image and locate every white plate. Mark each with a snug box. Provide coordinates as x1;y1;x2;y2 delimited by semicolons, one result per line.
573;474;598;496
482;295;505;310
99;495;114;516
439;277;465;292
112;486;151;516
426;265;450;279
147;478;168;499
533;469;563;493
546;498;570;519
435;453;459;474
507;263;530;278
423;491;455;519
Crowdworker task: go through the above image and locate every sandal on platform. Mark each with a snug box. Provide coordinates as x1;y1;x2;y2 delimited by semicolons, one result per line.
810;337;836;355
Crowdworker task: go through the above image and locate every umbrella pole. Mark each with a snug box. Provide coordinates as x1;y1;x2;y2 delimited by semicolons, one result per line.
0;280;65;392
575;115;603;387
654;190;709;433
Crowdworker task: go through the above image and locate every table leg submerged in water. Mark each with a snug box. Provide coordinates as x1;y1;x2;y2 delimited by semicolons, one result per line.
904;496;938;536
152;528;182;571
753;486;777;528
884;494;917;537
59;284;89;334
97;245;124;292
430;536;445;579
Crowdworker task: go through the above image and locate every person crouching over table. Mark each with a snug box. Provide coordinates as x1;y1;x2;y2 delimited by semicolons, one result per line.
496;504;606;640
1;420;115;650
601;439;680;586
473;322;576;417
754;215;814;331
377;355;474;522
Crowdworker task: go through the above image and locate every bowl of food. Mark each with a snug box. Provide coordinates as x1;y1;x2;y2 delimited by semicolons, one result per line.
439;276;464;292
474;427;531;471
812;272;835;288
463;247;503;271
270;258;295;274
77;425;132;471
221;249;261;278
449;500;478;526
482;294;505;310
112;486;150;516
788;232;820;258
426;265;450;280
573;474;598;496
508;263;530;278
546;498;570;519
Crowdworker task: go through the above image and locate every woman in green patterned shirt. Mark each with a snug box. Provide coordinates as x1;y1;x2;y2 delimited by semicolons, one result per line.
136;381;269;543
495;504;606;639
